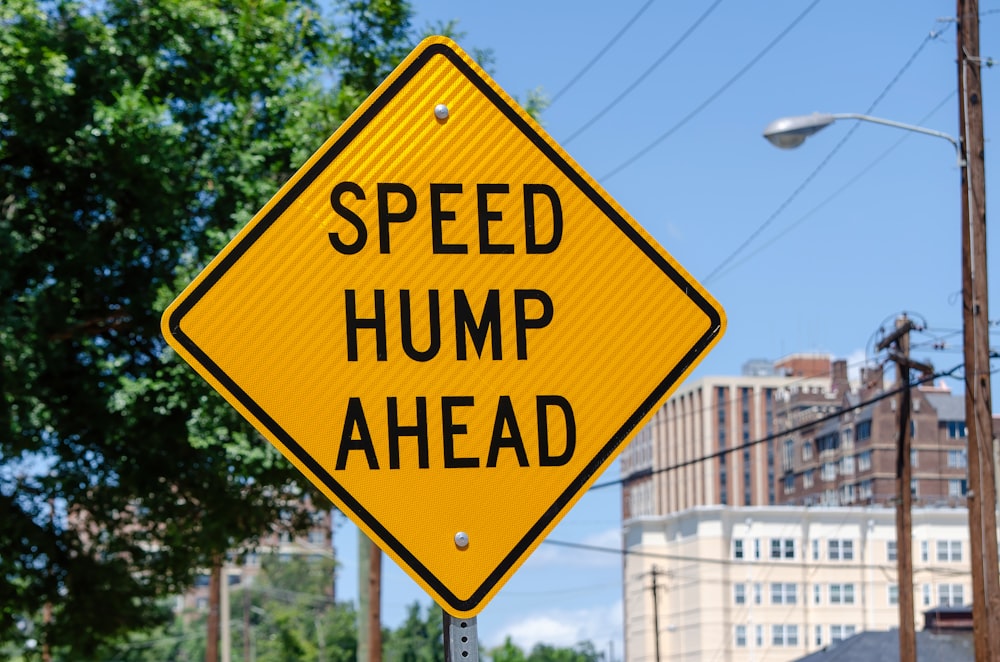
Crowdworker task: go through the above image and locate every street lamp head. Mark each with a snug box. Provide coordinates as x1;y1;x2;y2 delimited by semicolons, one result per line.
762;113;836;149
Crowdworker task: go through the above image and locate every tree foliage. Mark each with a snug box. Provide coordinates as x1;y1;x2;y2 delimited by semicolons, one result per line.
0;0;414;654
0;0;546;654
383;602;443;662
491;638;604;662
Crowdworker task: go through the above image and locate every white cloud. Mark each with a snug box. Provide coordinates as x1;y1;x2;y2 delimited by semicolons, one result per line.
525;527;622;569
487;600;623;652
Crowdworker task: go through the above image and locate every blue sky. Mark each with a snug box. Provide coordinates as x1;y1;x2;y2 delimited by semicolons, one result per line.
333;0;998;654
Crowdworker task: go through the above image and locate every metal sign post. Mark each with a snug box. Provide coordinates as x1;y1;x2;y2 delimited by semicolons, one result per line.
443;612;478;662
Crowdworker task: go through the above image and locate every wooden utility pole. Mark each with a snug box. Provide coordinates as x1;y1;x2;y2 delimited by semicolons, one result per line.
206;557;222;662
367;543;381;662
957;1;1000;659
650;567;662;662
243;585;251;662
357;536;381;662
877;316;927;662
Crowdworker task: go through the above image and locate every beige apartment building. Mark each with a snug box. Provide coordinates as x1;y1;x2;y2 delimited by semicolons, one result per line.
620;353;977;661
623;505;972;662
621;354;839;520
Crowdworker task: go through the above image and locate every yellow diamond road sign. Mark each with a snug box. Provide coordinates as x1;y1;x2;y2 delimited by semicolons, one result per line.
162;36;725;617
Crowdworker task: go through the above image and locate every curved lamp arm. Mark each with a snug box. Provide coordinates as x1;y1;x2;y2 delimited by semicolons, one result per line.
763;112;964;166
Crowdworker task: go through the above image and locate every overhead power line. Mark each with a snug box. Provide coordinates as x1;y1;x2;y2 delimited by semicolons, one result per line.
549;0;656;105
542;538;974;575
561;0;725;145
599;0;823;181
588;363;961;491
703;25;949;284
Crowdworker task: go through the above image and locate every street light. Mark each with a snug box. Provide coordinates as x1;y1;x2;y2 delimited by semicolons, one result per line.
762;112;963;165
763;106;998;660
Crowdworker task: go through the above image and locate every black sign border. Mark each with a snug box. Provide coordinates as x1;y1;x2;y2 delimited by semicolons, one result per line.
167;40;724;613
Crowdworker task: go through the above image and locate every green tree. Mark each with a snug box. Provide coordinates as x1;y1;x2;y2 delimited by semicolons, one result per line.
0;0;414;655
241;555;356;662
383;602;444;662
489;637;528;662
489;638;604;662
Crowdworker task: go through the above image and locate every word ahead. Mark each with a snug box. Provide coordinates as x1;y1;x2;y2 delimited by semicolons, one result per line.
334;395;575;470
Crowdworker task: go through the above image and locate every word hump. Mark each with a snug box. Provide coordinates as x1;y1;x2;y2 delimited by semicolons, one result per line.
161;36;725;617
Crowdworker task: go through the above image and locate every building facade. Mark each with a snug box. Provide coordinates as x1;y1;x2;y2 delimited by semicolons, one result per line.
620;353;976;661
623;506;972;662
777;380;969;508
620;354;839;520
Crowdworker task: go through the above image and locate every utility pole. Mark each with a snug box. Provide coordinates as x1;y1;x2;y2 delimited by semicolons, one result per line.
957;1;1000;659
221;565;231;662
357;536;381;662
368;543;381;662
207;557;222;662
243;584;251;662
877;316;930;662
649;567;662;662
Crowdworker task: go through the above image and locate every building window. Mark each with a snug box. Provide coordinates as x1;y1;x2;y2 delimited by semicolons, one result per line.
939;584;964;607
814;624;823;646
949;479;968;497
733;539;745;560
771;582;797;605
921;541;929;562
911;479;919;498
802;440;814;461
735;625;747;648
821;462;837;481
948;450;968;468
813;584;822;605
859;479;873;499
856;420;872;441
857;450;872;472
923;584;932;606
937;540;962;562
841;455;855;475
830;583;856;605
803;469;815;489
812;539;820;561
755;625;764;647
910;448;918;467
828;539;854;561
783;439;795;472
887;541;897;562
946;421;967;439
753;583;763;605
734;583;746;605
783;474;795;494
818;432;839;454
772;625;799;646
771;538;795;560
889;584;899;605
830;625;856;643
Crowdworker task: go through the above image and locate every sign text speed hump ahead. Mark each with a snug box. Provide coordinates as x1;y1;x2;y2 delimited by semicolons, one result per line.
162;36;725;617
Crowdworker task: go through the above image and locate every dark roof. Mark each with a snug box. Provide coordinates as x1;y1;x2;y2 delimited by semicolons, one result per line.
924;391;965;421
794;630;974;662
